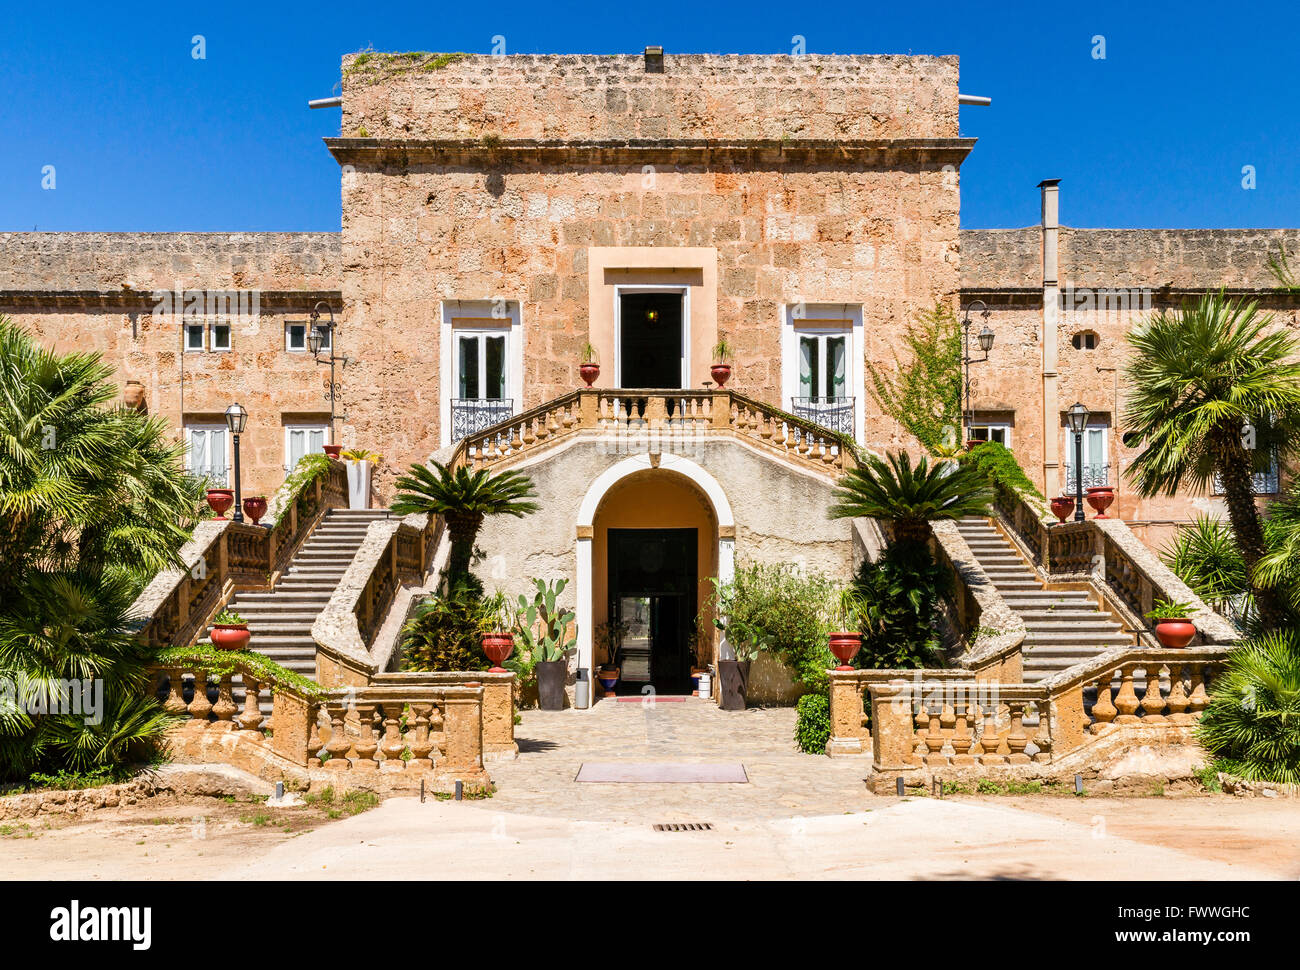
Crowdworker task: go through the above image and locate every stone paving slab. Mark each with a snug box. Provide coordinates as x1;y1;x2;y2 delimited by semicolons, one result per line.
488;699;874;821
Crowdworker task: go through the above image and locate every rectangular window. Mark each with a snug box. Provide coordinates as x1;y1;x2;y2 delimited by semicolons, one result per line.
1065;424;1110;489
286;323;307;352
969;422;1011;446
285;425;328;470
210;322;232;352
797;333;847;400
184;323;205;352
455;331;507;401
185;425;228;486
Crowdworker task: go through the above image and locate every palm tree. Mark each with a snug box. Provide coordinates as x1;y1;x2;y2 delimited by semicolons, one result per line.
1123;292;1300;632
1161;516;1250;625
1196;628;1300;785
1256;484;1300;622
829;451;994;546
0;318;203;781
391;460;538;587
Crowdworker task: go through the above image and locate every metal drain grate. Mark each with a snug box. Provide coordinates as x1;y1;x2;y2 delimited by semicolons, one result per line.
653;822;714;832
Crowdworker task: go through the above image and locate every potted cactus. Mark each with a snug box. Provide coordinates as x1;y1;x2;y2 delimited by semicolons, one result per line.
1145;598;1198;648
516;578;577;710
210;609;250;651
341;447;382;510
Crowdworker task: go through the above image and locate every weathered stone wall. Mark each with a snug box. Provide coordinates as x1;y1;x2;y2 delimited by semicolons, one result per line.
340;53;959;141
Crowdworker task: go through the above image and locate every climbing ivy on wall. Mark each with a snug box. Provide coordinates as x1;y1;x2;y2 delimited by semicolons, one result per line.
865;302;963;455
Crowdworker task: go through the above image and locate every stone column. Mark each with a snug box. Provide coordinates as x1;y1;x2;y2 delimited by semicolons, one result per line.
826;671;868;756
870;680;916;773
1039;178;1062;498
575;528;594;705
438;687;487;780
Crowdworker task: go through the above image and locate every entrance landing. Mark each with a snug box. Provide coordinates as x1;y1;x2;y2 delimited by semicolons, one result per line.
575;762;749;783
487;699;873;821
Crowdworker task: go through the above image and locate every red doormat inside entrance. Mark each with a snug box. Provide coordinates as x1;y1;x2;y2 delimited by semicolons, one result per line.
575;762;749;783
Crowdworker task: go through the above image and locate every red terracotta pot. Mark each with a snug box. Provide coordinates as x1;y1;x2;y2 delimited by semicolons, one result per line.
966;439;984;451
205;488;234;519
210;623;251;651
710;363;732;387
1154;619;1196;649
323;445;343;459
1050;496;1075;523
241;495;268;525
1085;486;1115;518
828;631;863;671
579;362;600;387
481;632;514;672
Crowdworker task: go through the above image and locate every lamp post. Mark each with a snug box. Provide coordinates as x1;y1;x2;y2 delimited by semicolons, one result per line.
1066;401;1090;522
224;402;248;523
960;301;995;445
308;301;349;445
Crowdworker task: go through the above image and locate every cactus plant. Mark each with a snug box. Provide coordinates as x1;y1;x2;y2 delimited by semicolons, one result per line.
515;578;577;662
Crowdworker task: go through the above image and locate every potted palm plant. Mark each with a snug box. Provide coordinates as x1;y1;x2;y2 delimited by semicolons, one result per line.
594;619;626;699
516;578;576;710
826;589;866;670
579;342;600;387
341;447;382;510
710;336;733;387
210;609;250;651
1146;598;1199;648
391;460;539;590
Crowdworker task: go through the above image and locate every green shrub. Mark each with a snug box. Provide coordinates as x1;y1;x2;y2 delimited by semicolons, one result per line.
794;692;831;754
851;542;948;669
960;441;1043;500
399;583;506;673
708;563;836;692
1196;630;1300;784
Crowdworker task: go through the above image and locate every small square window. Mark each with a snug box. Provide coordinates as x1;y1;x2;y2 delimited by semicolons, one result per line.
184;323;205;352
210;323;232;352
286;323;307;352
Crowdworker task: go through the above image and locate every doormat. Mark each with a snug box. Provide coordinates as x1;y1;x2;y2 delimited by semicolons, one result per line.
575;762;749;783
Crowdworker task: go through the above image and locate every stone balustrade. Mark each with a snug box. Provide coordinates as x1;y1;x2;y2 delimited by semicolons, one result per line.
128;458;349;649
988;482;1240;646
827;645;1227;777
150;654;491;786
453;387;857;476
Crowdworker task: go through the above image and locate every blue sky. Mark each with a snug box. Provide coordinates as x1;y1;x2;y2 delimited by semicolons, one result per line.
2;0;1296;231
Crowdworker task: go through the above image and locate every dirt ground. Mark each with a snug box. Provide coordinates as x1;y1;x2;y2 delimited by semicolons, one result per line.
0;788;377;880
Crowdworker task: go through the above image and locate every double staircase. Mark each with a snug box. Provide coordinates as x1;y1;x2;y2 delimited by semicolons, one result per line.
954;518;1135;682
205;508;390;686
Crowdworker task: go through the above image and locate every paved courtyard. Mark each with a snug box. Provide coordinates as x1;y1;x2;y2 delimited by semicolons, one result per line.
487;698;873;821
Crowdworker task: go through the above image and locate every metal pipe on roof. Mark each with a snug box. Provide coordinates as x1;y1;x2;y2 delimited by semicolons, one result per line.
309;96;342;109
958;94;992;106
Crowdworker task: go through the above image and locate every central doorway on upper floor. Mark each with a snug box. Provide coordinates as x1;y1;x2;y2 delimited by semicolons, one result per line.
617;290;686;389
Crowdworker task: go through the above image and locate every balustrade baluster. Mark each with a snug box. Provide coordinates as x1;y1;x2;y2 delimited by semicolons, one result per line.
1165;664;1192;724
1187;665;1210;717
408;703;434;769
1006;701;1031;764
1140;664;1168;722
1113;664;1141;724
162;667;188;717
950;700;975;766
1033;700;1052;763
924;706;946;766
978;704;1004;764
324;704;352;768
379;703;406;770
187;671;212;725
353;703;379;769
211;673;238;730
238;678;263;732
1091;672;1117;731
308;713;324;768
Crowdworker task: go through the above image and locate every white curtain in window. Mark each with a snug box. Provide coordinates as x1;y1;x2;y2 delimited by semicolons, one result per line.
828;336;846;397
799;337;816;397
187;427;225;473
287;427;326;468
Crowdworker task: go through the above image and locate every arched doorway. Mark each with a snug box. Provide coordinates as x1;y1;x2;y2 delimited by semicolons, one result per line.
575;454;735;701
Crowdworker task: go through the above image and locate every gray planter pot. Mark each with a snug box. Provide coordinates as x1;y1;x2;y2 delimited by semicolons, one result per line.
537;659;567;711
716;660;751;711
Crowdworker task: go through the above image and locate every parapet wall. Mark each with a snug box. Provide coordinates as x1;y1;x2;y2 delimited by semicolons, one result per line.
0;232;340;294
339;53;960;142
962;226;1300;291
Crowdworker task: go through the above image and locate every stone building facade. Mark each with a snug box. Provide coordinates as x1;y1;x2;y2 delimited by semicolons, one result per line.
1;52;1296;549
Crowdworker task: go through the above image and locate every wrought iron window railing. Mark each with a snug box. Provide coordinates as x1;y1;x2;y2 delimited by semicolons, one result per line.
1213;464;1281;496
186;464;230;487
790;396;854;437
451;398;515;442
1063;463;1110;491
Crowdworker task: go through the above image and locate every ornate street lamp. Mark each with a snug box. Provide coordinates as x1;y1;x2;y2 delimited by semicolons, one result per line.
224;402;248;523
1066;401;1090;522
308;302;350;445
961;301;995;444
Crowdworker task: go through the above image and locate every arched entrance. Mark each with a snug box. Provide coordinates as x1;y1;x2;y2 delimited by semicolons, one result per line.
575;454;735;701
